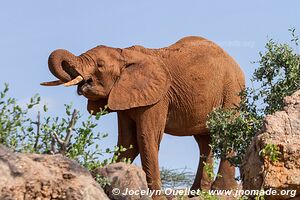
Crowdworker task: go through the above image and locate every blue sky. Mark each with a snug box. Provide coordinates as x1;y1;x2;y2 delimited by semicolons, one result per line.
0;1;299;171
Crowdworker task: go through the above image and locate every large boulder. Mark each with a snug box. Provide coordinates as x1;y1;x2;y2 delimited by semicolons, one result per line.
241;90;300;200
0;145;109;200
92;162;151;200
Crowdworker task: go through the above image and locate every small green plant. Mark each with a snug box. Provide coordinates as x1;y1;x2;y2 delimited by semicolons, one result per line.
259;144;281;163
202;161;221;181
94;174;111;188
203;162;214;181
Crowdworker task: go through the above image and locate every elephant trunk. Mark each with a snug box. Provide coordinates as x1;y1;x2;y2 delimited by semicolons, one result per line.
48;49;80;82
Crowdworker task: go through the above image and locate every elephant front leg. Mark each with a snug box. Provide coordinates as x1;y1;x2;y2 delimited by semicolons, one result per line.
137;131;162;190
115;112;139;163
133;104;168;199
137;125;165;199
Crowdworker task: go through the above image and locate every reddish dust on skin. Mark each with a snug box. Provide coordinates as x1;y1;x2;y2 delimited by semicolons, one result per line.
42;36;245;194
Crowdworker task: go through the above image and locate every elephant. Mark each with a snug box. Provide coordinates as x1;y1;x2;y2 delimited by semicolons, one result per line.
41;36;245;198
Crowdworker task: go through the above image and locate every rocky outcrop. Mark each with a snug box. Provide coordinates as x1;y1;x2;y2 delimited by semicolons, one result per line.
0;145;109;200
92;162;151;200
241;90;300;200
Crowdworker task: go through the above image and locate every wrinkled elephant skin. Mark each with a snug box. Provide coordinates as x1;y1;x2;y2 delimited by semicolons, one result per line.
42;36;245;197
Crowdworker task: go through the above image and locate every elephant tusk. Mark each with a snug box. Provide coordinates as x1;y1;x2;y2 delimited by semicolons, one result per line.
40;80;64;86
64;75;84;87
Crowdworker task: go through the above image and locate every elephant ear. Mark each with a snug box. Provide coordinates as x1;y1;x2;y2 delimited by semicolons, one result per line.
108;49;171;110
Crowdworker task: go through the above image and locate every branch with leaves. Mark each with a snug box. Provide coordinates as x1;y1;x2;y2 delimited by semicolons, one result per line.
50;109;78;155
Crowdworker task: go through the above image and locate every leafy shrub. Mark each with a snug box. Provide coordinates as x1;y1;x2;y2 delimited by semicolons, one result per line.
0;83;40;151
253;28;300;115
0;83;126;171
207;29;300;167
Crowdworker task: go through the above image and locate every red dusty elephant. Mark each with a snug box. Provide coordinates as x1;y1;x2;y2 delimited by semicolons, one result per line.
42;36;245;199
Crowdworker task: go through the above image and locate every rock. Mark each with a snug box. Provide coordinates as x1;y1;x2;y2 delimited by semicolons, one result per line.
0;145;109;200
92;162;151;200
241;90;300;200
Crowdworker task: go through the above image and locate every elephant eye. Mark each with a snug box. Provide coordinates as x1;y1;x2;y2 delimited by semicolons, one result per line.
97;60;105;68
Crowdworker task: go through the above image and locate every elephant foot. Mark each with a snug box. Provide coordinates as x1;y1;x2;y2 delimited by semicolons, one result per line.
201;179;213;191
190;178;212;191
211;176;238;190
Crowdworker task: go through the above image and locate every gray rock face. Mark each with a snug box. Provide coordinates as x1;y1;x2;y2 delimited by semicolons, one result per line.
92;162;151;200
0;145;109;200
241;90;300;200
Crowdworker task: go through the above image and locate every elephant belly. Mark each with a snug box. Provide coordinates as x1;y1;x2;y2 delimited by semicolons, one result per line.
164;124;208;136
163;90;223;136
164;108;210;136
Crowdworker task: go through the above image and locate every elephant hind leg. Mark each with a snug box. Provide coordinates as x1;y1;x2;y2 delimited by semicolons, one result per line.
211;81;241;190
191;134;214;191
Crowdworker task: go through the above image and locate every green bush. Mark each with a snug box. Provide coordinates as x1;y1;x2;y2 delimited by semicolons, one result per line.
0;83;40;151
207;29;300;167
207;89;263;166
253;28;300;115
0;83;126;171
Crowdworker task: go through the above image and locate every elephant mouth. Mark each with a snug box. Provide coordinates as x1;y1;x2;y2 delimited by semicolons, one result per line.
77;78;93;95
77;77;106;101
77;81;101;101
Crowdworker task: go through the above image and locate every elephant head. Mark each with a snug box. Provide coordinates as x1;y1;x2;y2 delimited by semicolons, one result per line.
41;46;171;113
